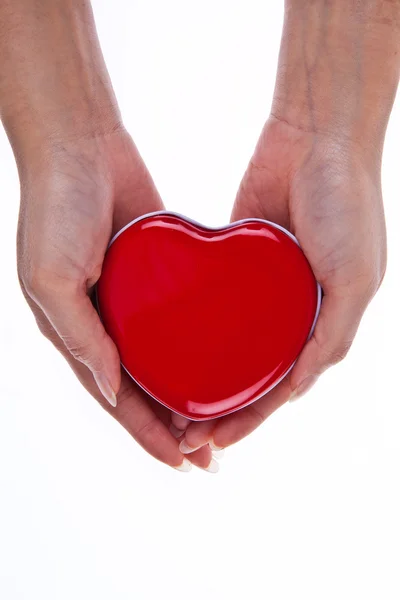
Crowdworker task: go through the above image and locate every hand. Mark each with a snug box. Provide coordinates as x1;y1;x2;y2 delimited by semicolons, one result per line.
175;116;386;453
17;127;214;472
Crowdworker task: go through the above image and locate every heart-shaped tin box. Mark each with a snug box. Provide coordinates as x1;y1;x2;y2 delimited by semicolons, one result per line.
97;212;321;420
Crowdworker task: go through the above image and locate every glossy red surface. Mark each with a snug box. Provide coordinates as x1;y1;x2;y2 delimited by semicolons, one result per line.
97;213;319;420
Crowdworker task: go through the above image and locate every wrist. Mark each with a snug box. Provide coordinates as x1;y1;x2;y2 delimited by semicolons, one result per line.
4;95;122;176
272;0;400;158
0;0;122;173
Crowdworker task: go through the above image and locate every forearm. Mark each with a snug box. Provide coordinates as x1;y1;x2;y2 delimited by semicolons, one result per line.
0;0;120;169
272;0;400;157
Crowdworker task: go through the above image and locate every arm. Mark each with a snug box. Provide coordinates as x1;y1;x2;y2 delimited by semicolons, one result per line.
177;0;400;452
0;0;120;173
0;0;212;472
1;1;122;405
272;0;400;167
271;0;400;396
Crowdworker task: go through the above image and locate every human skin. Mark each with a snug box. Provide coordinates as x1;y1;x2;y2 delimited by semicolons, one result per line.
175;0;400;453
0;0;216;472
1;1;399;469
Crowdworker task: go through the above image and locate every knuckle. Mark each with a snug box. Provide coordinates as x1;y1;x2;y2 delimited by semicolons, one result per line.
365;270;382;296
114;389;165;450
114;384;133;413
60;318;107;370
19;264;54;299
377;255;387;292
357;248;387;299
247;404;266;427
62;338;102;371
132;416;162;444
314;334;352;368
327;341;353;366
35;316;53;340
353;273;381;308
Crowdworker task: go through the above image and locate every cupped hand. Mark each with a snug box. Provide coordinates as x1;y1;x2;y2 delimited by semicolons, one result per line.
176;116;386;453
17;127;214;472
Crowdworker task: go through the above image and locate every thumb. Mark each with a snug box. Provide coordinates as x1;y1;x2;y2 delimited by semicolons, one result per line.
231;164;290;228
289;287;368;399
30;277;121;407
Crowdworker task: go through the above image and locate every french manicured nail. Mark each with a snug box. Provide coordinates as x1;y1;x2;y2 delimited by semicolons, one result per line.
212;449;225;459
204;458;219;473
94;372;117;407
179;440;199;454
209;441;223;451
169;424;185;439
290;375;319;402
174;458;192;472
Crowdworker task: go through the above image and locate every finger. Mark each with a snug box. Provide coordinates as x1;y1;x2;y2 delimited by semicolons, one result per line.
112;378;216;471
22;288;117;409
113;372;191;469
111;138;165;234
182;378;292;450
140;398;208;466
178;420;217;454
189;445;219;473
169;422;219;473
26;274;121;408
24;292;192;471
231;160;290;228
289;286;369;399
74;361;193;471
170;412;192;433
211;379;291;448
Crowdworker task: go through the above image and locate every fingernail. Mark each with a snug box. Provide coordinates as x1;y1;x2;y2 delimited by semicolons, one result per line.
94;372;117;407
290;375;319;402
169;424;185;439
174;458;192;472
179;439;199;454
204;458;219;474
212;448;225;459
209;441;223;451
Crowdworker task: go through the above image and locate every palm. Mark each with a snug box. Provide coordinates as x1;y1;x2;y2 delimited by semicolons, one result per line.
180;117;386;453
19;128;212;470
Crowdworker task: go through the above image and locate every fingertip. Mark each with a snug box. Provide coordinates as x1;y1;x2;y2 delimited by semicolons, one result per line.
289;335;320;391
171;413;191;431
291;375;320;401
174;458;192;472
209;441;224;452
103;334;122;390
93;371;118;407
186;444;219;472
183;420;216;452
168;424;184;439
203;457;219;474
179;439;198;454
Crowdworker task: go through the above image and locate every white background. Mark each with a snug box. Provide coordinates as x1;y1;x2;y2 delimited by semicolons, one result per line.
1;1;399;599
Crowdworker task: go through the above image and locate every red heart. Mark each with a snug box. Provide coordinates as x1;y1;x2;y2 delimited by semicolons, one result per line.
97;212;320;420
